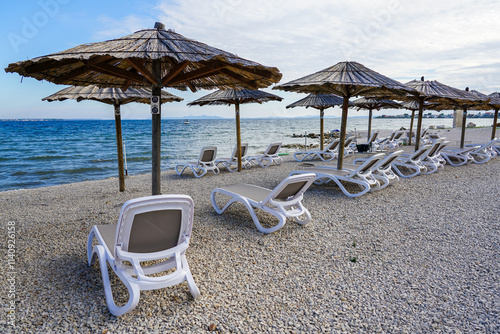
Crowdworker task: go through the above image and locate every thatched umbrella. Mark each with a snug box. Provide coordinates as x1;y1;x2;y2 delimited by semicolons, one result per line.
273;61;417;169
5;22;282;195
352;98;402;141
42;85;182;192
286;94;347;151
488;93;500;140
401;100;438;145
187;89;282;171
467;91;500;140
403;78;488;149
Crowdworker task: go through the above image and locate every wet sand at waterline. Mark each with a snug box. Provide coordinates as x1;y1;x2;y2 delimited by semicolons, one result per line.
1;127;498;333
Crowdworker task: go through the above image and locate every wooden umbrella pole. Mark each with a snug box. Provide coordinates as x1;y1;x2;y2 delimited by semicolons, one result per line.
337;94;350;170
114;104;125;192
492;109;498;140
415;97;424;151
460;107;467;148
409;110;415;146
151;60;162;195
367;108;373;141
320;108;324;151
235;103;242;172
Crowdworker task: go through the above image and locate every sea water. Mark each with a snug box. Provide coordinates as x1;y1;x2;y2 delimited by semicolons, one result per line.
0;117;495;191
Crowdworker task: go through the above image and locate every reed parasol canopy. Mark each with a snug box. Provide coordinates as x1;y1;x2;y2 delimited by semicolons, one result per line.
274;61;417;169
352;97;402;141
187;89;283;171
6;22;282;194
42;85;182;192
431;89;498;146
42;85;181;104
403;78;488;149
286;94;347;150
466;91;500;139
486;92;500;140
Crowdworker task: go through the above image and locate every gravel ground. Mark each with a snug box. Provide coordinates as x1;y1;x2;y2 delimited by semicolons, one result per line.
0;128;498;333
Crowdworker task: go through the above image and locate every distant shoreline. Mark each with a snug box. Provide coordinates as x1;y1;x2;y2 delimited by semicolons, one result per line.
2;112;496;122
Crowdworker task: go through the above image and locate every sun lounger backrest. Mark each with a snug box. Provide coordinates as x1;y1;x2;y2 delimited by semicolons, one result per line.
437;141;449;153
326;138;340;151
240;143;248;157
376;150;403;169
114;195;194;258
129;210;182;253
266;142;281;155
265;173;315;205
344;136;355;147
274;181;308;201
410;145;432;161
476;138;497;151
368;131;378;144
199;146;217;163
230;143;248;159
394;131;404;140
352;153;385;175
425;140;442;157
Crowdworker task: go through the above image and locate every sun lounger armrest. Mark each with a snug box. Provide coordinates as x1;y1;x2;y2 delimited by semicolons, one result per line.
116;240;190;263
115;241;190;282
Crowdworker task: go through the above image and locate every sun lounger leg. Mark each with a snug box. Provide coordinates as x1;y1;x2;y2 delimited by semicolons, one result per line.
391;163;421;178
91;245;140;316
372;174;389;190
181;256;201;299
211;190;286;233
328;177;370;198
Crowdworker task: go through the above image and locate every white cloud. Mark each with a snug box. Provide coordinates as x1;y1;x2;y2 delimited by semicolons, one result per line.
6;0;498;119
154;0;500;93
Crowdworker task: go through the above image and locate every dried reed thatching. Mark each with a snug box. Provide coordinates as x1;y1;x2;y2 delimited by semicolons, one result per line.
274;61;416;168
6;24;282;92
42;85;182;105
187;89;282;106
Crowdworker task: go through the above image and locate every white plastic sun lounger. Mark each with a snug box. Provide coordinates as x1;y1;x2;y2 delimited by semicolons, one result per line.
211;173;315;233
175;146;220;177
352;150;404;189
290;153;385;198
391;144;431;178
87;195;201;316
343;136;357;156
293;138;340;162
247;142;283;167
464;138;498;163
215;143;251;172
374;130;404;151
420;139;449;173
440;145;477;166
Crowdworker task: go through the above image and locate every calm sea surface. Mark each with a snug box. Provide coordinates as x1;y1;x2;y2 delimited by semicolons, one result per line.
0;117;495;191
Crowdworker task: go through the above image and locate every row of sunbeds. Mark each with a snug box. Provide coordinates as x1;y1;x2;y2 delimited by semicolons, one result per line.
174;142;283;177
87;133;498;316
211;135;499;234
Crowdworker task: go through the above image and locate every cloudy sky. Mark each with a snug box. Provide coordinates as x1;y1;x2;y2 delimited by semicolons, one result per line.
1;0;499;119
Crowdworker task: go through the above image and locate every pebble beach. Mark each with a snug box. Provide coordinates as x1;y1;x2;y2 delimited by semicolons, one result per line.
1;127;498;333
